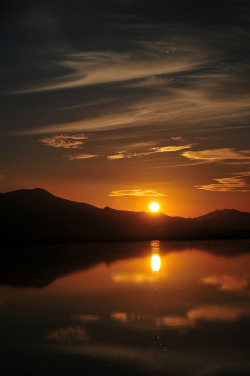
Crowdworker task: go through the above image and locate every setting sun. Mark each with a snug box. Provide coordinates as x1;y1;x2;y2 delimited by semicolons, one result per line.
149;202;160;212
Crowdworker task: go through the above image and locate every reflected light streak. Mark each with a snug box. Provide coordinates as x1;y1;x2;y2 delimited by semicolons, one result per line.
72;314;100;322
151;254;161;272
201;274;249;291
46;326;89;344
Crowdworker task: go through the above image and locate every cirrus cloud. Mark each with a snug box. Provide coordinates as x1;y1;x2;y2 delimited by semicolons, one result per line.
182;148;250;162
196;171;250;192
65;153;98;160
109;188;166;197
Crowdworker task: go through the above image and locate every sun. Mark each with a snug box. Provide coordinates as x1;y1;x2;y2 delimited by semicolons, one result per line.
149;202;160;212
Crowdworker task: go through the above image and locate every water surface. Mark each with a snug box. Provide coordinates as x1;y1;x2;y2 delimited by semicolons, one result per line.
1;240;250;376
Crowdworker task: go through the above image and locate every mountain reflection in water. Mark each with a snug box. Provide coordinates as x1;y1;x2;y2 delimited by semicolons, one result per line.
1;239;250;289
1;240;250;376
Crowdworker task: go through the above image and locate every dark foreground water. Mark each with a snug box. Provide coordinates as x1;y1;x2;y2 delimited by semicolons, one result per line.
1;240;250;376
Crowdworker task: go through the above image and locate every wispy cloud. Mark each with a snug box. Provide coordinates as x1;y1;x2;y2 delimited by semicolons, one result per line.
196;171;250;192
16;49;204;94
65;153;98;160
182;148;250;162
39;134;88;149
23;111;144;135
18;73;250;135
151;145;193;152
125;141;157;150
109;188;166;197
171;136;184;141
107;144;192;160
107;151;131;160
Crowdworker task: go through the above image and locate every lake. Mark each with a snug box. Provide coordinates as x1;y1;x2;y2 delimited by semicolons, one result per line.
1;240;250;376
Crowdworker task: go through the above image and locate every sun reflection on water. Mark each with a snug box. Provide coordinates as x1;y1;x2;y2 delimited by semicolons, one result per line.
151;240;161;272
151;254;161;272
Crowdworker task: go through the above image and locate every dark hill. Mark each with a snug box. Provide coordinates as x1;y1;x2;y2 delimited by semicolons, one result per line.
0;188;249;244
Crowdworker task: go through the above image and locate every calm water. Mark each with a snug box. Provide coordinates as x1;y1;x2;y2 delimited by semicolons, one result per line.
1;240;250;376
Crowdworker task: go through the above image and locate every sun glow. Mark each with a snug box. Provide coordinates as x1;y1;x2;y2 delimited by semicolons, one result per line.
151;254;161;272
149;202;160;212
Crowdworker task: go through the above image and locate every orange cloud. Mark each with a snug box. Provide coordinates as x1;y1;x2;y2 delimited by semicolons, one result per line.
182;148;250;162
196;172;250;192
109;188;166;197
151;145;192;152
171;136;184;141
39;134;88;149
107;144;192;160
65;153;98;160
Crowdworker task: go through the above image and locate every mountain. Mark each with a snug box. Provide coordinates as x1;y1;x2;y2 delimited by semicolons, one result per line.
0;188;250;244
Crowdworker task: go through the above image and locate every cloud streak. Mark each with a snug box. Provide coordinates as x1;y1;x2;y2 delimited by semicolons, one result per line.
65;153;98;160
15;48;206;94
182;148;250;162
196;171;250;192
107;144;193;160
109;188;166;197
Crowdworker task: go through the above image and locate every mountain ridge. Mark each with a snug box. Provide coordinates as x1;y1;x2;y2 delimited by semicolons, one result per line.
0;188;249;244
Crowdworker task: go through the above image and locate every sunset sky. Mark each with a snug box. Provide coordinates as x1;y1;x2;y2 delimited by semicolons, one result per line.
1;0;250;217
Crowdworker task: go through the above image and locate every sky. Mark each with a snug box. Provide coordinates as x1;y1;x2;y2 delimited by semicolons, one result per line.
1;0;250;217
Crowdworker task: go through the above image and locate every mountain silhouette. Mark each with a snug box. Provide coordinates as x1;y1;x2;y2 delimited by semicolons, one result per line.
0;188;250;244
